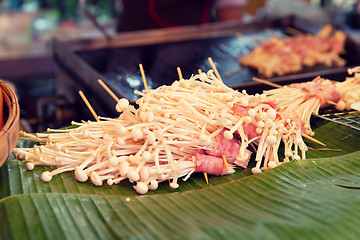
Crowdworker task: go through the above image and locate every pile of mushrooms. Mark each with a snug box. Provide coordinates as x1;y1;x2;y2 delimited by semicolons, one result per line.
15;69;307;194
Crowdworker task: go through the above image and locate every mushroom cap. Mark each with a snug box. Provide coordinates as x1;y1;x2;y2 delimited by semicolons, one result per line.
90;172;103;186
134;182;148;194
26;162;35;171
75;166;88;182
149;179;158;191
116;98;130;112
41;171;52;182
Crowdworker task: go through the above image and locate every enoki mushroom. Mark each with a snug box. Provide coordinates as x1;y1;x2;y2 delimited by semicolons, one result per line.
334;66;360;111
263;66;360;136
263;77;338;136
14;69;307;194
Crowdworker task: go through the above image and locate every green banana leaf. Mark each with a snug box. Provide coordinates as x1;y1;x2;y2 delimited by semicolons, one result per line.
1;120;360;239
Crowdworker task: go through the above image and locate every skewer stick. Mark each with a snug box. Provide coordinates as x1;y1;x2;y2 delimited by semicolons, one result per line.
177;67;183;80
98;79;120;102
208;57;223;82
327;100;337;106
222;154;229;173
79;91;100;121
301;133;326;146
203;172;209;185
139;64;148;91
253;77;282;88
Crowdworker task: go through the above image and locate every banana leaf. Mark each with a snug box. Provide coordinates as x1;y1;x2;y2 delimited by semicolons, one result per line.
1;120;360;239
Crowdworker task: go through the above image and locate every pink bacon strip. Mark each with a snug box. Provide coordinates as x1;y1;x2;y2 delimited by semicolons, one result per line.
194;153;228;176
288;77;340;108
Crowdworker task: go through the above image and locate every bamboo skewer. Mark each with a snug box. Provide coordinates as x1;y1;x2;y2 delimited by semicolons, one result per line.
204;172;209;185
208;57;223;83
327;100;337;106
139;64;148;91
222;154;229;173
98;79;120;102
301;134;326;146
79;91;100;121
177;67;183;80
252;77;282;88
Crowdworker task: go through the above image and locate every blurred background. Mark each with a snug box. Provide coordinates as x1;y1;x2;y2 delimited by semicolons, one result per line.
0;0;359;132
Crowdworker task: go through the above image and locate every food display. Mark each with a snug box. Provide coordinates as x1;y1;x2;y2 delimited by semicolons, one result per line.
240;25;347;78
2;11;360;238
14;68;308;194
263;66;360;136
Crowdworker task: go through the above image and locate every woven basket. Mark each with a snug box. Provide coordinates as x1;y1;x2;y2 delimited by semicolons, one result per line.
0;81;20;167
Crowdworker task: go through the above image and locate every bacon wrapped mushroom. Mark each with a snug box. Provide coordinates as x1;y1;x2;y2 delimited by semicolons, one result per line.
15;69;307;194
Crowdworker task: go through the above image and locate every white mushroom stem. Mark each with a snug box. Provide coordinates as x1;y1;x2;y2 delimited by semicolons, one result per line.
41;165;76;182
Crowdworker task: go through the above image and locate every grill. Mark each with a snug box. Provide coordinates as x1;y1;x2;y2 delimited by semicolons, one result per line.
52;15;360;119
316;110;360;131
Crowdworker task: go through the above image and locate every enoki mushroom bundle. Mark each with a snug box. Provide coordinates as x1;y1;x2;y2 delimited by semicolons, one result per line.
263;66;360;136
14;70;307;194
334;66;360;111
263;77;339;136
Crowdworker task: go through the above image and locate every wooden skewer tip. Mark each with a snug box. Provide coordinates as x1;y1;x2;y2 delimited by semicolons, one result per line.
252;77;282;88
208;57;223;82
177;67;183;80
79;90;100;121
326;100;337;106
222;154;229;172
302;133;326;146
139;64;148;91
203;172;209;185
97;79;120;102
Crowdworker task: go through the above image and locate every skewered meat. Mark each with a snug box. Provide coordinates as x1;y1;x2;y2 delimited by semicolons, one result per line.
240;24;346;78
